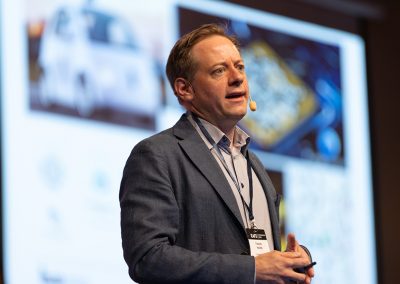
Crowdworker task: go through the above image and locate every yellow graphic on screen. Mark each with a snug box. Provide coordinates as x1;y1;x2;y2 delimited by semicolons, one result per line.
242;41;317;148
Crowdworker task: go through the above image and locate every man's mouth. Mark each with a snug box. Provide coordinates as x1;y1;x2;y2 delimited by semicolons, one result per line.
225;92;246;99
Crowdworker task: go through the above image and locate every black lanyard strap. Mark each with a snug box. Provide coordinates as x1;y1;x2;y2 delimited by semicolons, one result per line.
192;114;255;227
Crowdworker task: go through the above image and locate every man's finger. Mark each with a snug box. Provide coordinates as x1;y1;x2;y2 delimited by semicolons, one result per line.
286;233;297;251
280;251;302;258
306;267;315;278
285;268;308;282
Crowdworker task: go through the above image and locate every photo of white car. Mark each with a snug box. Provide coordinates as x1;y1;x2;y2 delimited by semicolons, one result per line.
37;4;161;122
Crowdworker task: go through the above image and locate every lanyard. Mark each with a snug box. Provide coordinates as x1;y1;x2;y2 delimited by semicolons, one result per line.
192;115;256;228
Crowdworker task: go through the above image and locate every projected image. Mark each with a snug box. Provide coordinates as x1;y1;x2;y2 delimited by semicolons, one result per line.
179;7;344;164
27;2;164;130
2;0;375;284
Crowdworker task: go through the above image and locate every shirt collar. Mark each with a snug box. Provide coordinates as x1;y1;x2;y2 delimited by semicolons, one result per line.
189;112;251;154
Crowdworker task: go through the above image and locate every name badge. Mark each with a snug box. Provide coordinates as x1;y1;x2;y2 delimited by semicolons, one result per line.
246;228;270;256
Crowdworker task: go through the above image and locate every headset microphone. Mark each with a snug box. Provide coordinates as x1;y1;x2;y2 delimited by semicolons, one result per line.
249;94;257;111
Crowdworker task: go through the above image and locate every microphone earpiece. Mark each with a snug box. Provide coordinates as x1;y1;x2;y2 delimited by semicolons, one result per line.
249;94;257;111
249;100;257;111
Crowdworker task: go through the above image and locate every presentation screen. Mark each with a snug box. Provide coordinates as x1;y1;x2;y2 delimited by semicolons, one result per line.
1;0;376;283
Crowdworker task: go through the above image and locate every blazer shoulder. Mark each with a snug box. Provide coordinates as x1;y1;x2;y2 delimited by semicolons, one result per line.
134;128;175;150
130;113;196;157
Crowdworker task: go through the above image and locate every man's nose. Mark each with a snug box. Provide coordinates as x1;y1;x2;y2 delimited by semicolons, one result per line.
229;67;245;87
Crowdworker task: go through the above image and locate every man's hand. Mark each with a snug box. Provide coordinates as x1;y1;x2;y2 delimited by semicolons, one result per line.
255;250;309;284
255;233;315;284
285;233;315;284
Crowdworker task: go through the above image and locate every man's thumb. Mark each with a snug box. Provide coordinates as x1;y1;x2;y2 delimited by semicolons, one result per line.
286;233;297;252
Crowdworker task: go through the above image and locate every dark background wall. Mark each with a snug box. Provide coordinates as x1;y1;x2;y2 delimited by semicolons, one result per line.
227;0;400;283
366;1;400;283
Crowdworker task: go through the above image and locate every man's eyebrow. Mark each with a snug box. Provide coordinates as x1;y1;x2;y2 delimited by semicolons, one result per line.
209;59;244;69
209;61;227;69
234;59;245;65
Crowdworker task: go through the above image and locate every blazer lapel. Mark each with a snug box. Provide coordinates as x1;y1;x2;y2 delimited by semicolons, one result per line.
173;114;246;230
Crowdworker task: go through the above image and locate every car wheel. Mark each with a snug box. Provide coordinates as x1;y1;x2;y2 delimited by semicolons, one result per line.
74;73;95;117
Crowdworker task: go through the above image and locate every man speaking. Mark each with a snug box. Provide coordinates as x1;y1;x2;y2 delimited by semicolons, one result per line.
120;23;315;284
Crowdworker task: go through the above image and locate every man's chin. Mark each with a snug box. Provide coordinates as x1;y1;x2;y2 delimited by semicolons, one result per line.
227;111;247;123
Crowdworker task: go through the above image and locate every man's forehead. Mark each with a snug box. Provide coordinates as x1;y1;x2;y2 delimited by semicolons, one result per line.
191;35;242;63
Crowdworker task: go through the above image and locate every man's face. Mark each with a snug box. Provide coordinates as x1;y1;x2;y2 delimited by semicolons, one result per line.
188;35;249;129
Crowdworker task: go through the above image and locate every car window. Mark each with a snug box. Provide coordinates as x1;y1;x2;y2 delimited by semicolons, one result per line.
82;9;137;49
55;9;73;39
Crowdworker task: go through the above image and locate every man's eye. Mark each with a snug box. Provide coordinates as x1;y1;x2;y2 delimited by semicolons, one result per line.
212;68;225;75
237;64;245;72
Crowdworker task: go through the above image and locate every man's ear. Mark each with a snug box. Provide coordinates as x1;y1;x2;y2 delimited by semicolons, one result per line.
174;78;194;104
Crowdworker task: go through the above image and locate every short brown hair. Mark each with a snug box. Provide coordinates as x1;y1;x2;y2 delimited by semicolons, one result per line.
165;23;240;92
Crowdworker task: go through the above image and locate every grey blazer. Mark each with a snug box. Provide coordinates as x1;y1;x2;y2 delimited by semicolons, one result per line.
120;113;281;284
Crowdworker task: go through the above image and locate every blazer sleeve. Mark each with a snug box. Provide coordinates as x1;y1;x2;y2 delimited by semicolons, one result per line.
119;139;254;284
